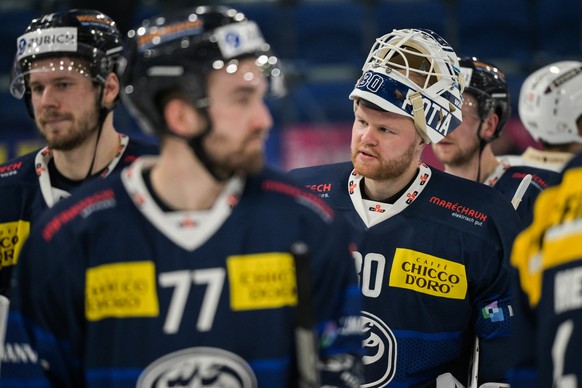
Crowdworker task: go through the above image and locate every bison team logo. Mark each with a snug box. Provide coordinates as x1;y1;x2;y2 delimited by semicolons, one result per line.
137;347;257;387
362;311;397;387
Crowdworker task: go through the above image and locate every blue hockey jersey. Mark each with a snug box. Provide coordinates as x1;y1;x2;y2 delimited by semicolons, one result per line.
7;157;363;387
509;163;582;387
482;157;560;227
0;135;158;386
561;151;582;175
289;161;522;387
0;134;159;296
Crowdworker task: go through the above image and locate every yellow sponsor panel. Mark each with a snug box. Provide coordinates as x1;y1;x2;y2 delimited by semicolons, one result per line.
0;220;30;268
389;248;467;299
0;144;7;164
227;252;297;311
511;168;582;308
16;139;45;157
86;261;159;321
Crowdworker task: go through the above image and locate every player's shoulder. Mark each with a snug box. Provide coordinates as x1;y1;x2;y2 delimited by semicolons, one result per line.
288;161;353;187
562;151;582;175
0;149;41;186
427;167;519;220
122;134;160;161
502;164;560;190
34;174;127;242
248;166;337;223
430;167;510;203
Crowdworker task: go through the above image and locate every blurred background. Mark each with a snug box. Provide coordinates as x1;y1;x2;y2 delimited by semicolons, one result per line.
0;0;581;170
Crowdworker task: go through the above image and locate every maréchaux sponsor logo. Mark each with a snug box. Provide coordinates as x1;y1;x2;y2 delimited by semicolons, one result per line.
85;261;159;321
512;171;551;189
0;161;22;178
227;252;297;311
42;189;116;241
263;180;334;222
389;248;467;299
429;196;488;226
0;220;30;268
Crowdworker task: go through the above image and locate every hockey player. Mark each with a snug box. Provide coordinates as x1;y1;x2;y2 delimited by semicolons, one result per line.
8;6;363;387
0;9;159;297
0;9;159;385
509;151;582;387
431;57;560;226
512;60;582;172
289;29;521;386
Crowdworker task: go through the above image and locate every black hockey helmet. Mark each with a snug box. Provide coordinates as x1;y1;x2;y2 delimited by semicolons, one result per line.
118;5;285;136
10;9;123;100
458;56;510;139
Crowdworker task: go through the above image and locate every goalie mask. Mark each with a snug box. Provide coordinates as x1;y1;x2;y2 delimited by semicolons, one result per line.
349;28;464;144
518;60;582;145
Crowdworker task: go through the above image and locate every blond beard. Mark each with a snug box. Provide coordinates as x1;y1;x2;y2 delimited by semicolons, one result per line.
352;140;418;180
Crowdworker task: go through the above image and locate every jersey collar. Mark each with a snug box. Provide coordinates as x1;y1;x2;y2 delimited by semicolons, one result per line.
36;133;130;208
348;162;432;227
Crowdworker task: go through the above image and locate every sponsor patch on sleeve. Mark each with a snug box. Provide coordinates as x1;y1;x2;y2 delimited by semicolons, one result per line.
86;261;159;321
0;220;30;268
227;253;297;311
389;248;467;299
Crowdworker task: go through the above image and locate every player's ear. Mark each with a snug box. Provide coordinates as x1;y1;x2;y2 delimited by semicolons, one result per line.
481;112;499;142
101;73;120;109
163;98;202;137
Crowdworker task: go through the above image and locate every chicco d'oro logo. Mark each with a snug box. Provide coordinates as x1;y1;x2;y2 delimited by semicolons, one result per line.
389;248;467;299
137;347;257;387
362;311;396;388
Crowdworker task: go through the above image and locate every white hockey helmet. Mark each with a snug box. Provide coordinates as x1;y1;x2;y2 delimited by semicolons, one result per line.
349;28;464;144
518;61;582;145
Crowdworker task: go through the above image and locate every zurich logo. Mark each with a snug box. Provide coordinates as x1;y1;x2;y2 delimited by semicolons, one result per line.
18;38;27;56
224;32;241;49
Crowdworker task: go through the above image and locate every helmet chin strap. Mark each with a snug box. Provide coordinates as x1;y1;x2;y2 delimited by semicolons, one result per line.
173;105;234;182
84;86;113;180
475;120;487;183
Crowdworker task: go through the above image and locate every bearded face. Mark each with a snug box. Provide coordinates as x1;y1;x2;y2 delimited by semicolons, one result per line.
28;57;102;151
351;102;424;181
